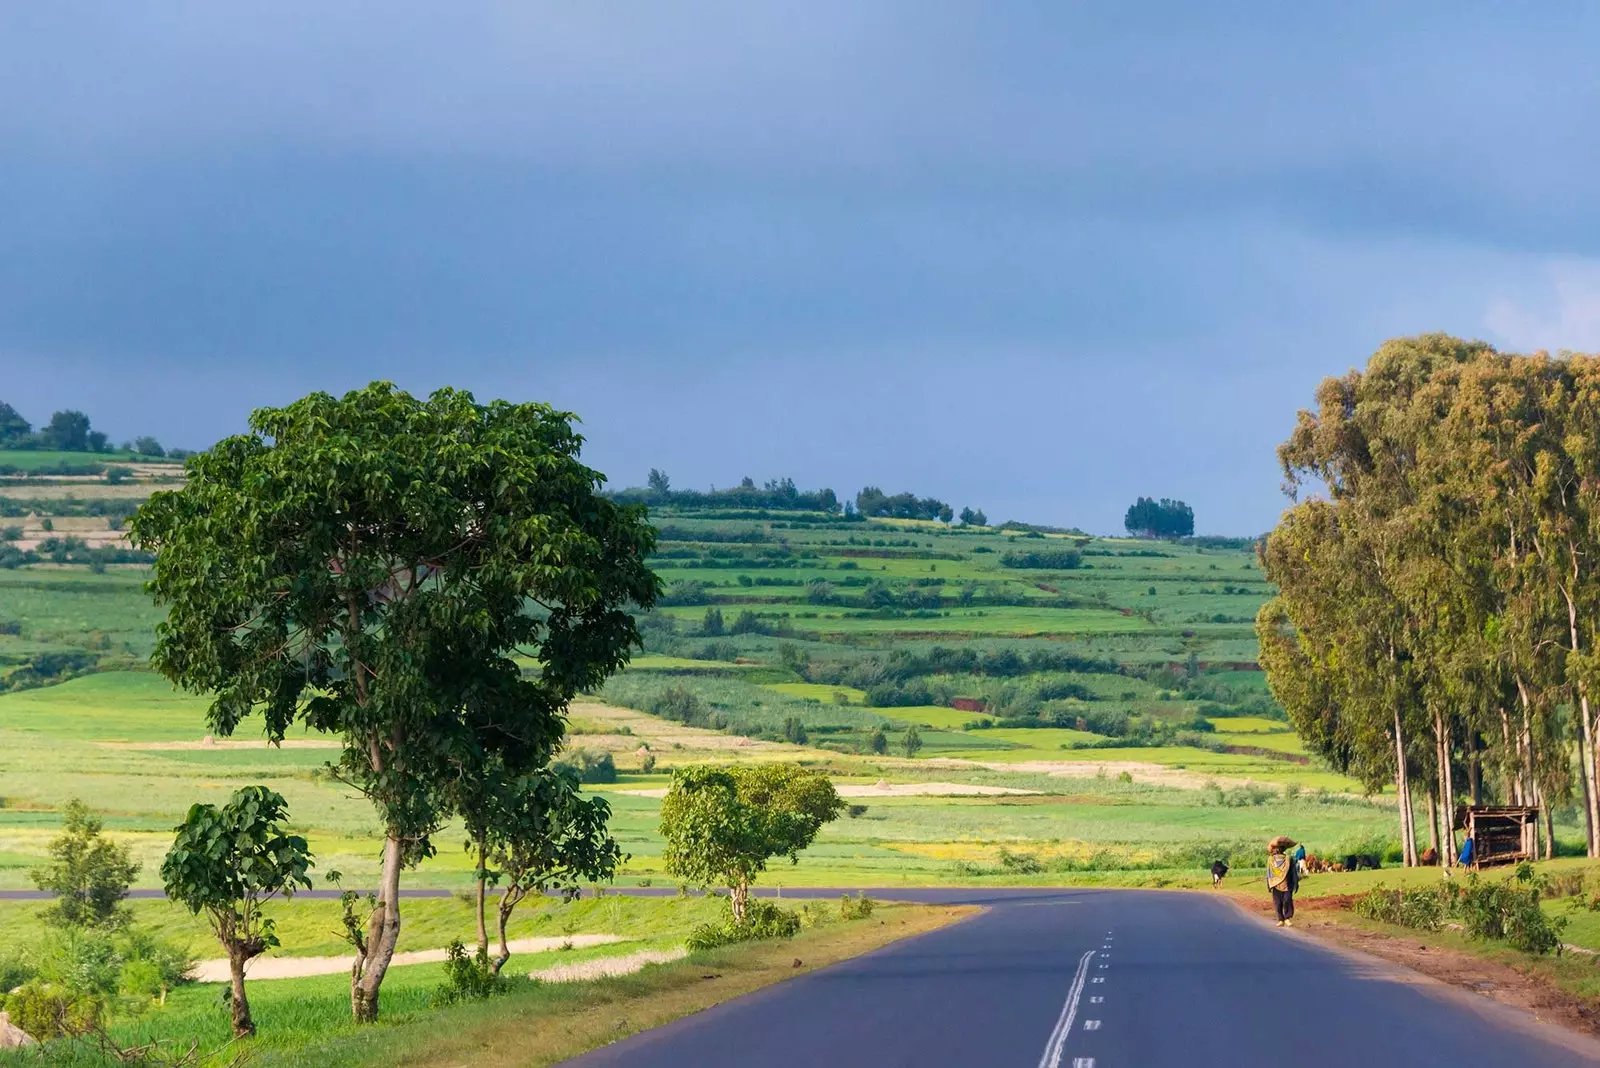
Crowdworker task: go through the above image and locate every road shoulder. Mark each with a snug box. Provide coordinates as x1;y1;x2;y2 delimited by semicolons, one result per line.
1220;889;1600;1055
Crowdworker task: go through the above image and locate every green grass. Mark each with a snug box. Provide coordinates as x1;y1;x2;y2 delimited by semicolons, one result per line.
657;604;1150;636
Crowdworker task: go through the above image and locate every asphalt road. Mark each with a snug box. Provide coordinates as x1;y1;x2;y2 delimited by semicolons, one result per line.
561;887;1600;1068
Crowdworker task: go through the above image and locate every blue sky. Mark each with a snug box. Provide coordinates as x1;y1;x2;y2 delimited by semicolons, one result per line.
3;4;1599;534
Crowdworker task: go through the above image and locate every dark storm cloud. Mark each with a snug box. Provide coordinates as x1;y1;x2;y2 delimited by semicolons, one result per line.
2;3;1596;531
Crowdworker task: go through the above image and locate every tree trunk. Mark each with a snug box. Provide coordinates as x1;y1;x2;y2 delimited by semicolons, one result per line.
730;879;749;925
491;887;523;977
1440;711;1458;865
228;949;255;1039
351;833;404;1023
1542;788;1556;860
1392;707;1417;866
1426;786;1439;854
475;836;489;958
1468;732;1482;806
1581;696;1600;856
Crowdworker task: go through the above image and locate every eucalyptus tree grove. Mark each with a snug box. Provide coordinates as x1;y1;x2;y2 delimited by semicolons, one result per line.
1259;335;1600;864
130;383;658;1021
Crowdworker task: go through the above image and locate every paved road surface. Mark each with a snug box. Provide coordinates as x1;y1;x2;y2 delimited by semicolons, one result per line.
562;888;1600;1068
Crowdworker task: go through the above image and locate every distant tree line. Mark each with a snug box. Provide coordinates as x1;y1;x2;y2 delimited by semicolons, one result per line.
1124;497;1194;538
617;471;986;527
616;473;841;513
1000;548;1083;570
0;400;182;458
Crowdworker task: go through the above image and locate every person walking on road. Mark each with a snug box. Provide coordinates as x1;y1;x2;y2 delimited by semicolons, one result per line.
1267;836;1298;927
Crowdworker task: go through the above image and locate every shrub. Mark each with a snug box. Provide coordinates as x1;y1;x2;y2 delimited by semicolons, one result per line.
781;716;808;745
554;749;618;784
639;751;658;774
996;848;1044;874
1352;885;1448;932
431;940;504;1005
0;954;36;993
1455;866;1566;954
3;981;103;1039
30;800;139;929
839;892;875;920
685;899;802;950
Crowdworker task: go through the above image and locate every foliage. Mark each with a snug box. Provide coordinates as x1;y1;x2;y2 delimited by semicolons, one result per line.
839;892;875;919
1351;864;1566;954
430;940;505;1006
553;748;618;784
618;476;841;514
31;799;140;929
660;764;843;921
685;898;802;950
855;487;951;522
161;785;313;1036
128;382;658;1023
999;548;1083;570
1124;497;1195;538
901;723;923;758
460;764;623;974
2;981;103;1039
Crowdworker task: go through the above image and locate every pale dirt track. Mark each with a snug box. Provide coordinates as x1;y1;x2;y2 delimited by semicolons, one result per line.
615;781;1039;800
529;948;688;983
191;934;624;982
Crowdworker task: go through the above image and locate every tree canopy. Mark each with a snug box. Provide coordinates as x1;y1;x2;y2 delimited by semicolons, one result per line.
1259;334;1600;866
1124;497;1194;538
29;799;139;929
129;382;658;1021
659;764;842;921
162;786;313;1037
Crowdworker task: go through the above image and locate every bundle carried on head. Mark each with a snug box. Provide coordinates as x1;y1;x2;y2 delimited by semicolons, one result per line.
1267;835;1296;854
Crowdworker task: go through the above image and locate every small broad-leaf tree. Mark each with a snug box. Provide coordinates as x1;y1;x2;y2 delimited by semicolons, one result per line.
460;764;623;975
129;383;658;1022
660;764;842;922
162;786;313;1038
30;799;139;929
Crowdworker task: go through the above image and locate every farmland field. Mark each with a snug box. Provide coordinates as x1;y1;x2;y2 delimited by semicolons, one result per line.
3;473;1592;903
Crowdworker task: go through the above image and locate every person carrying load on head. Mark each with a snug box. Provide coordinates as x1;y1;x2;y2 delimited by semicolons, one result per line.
1267;835;1299;927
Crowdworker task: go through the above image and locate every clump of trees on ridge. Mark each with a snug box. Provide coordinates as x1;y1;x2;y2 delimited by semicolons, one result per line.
0;399;178;458
1124;497;1194;538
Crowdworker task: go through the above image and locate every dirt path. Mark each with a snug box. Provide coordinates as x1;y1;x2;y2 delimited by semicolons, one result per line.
191;934;625;982
529;948;688;983
614;781;1039;800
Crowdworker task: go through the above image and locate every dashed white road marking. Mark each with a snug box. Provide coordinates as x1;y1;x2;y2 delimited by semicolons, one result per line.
1091;977;1105;984
1072;1060;1096;1068
1083;1020;1102;1031
1089;996;1104;1004
1036;949;1096;1068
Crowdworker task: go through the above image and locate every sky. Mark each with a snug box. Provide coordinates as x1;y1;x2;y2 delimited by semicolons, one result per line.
4;4;1600;535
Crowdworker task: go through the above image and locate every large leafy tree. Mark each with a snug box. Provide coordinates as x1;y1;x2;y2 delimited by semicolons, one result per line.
129;383;658;1021
162;786;313;1038
0;402;31;448
660;764;842;922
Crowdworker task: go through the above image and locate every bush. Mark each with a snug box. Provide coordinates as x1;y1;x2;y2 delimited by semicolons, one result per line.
0;954;36;993
685;899;802;950
2;981;102;1039
553;749;617;784
1350;864;1566;955
839;892;875;920
997;847;1044;874
431;940;504;1005
1352;885;1448;932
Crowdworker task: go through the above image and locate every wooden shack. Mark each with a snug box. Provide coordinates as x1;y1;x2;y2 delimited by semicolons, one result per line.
1462;805;1538;869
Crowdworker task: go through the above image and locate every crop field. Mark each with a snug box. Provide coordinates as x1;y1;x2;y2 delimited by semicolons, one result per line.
5;479;1592;903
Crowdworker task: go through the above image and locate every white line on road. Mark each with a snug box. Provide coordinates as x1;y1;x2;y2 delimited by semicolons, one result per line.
1091;977;1105;984
1072;1060;1095;1068
1037;949;1095;1068
1090;996;1103;1004
1083;1020;1101;1031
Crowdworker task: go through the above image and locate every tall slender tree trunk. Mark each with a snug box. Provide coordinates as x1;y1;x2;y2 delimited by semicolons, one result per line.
228;949;255;1038
474;836;489;958
352;833;403;1023
1426;786;1439;855
1581;697;1600;856
1468;732;1483;806
1392;707;1417;866
731;878;749;924
1435;708;1457;868
1541;786;1556;859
